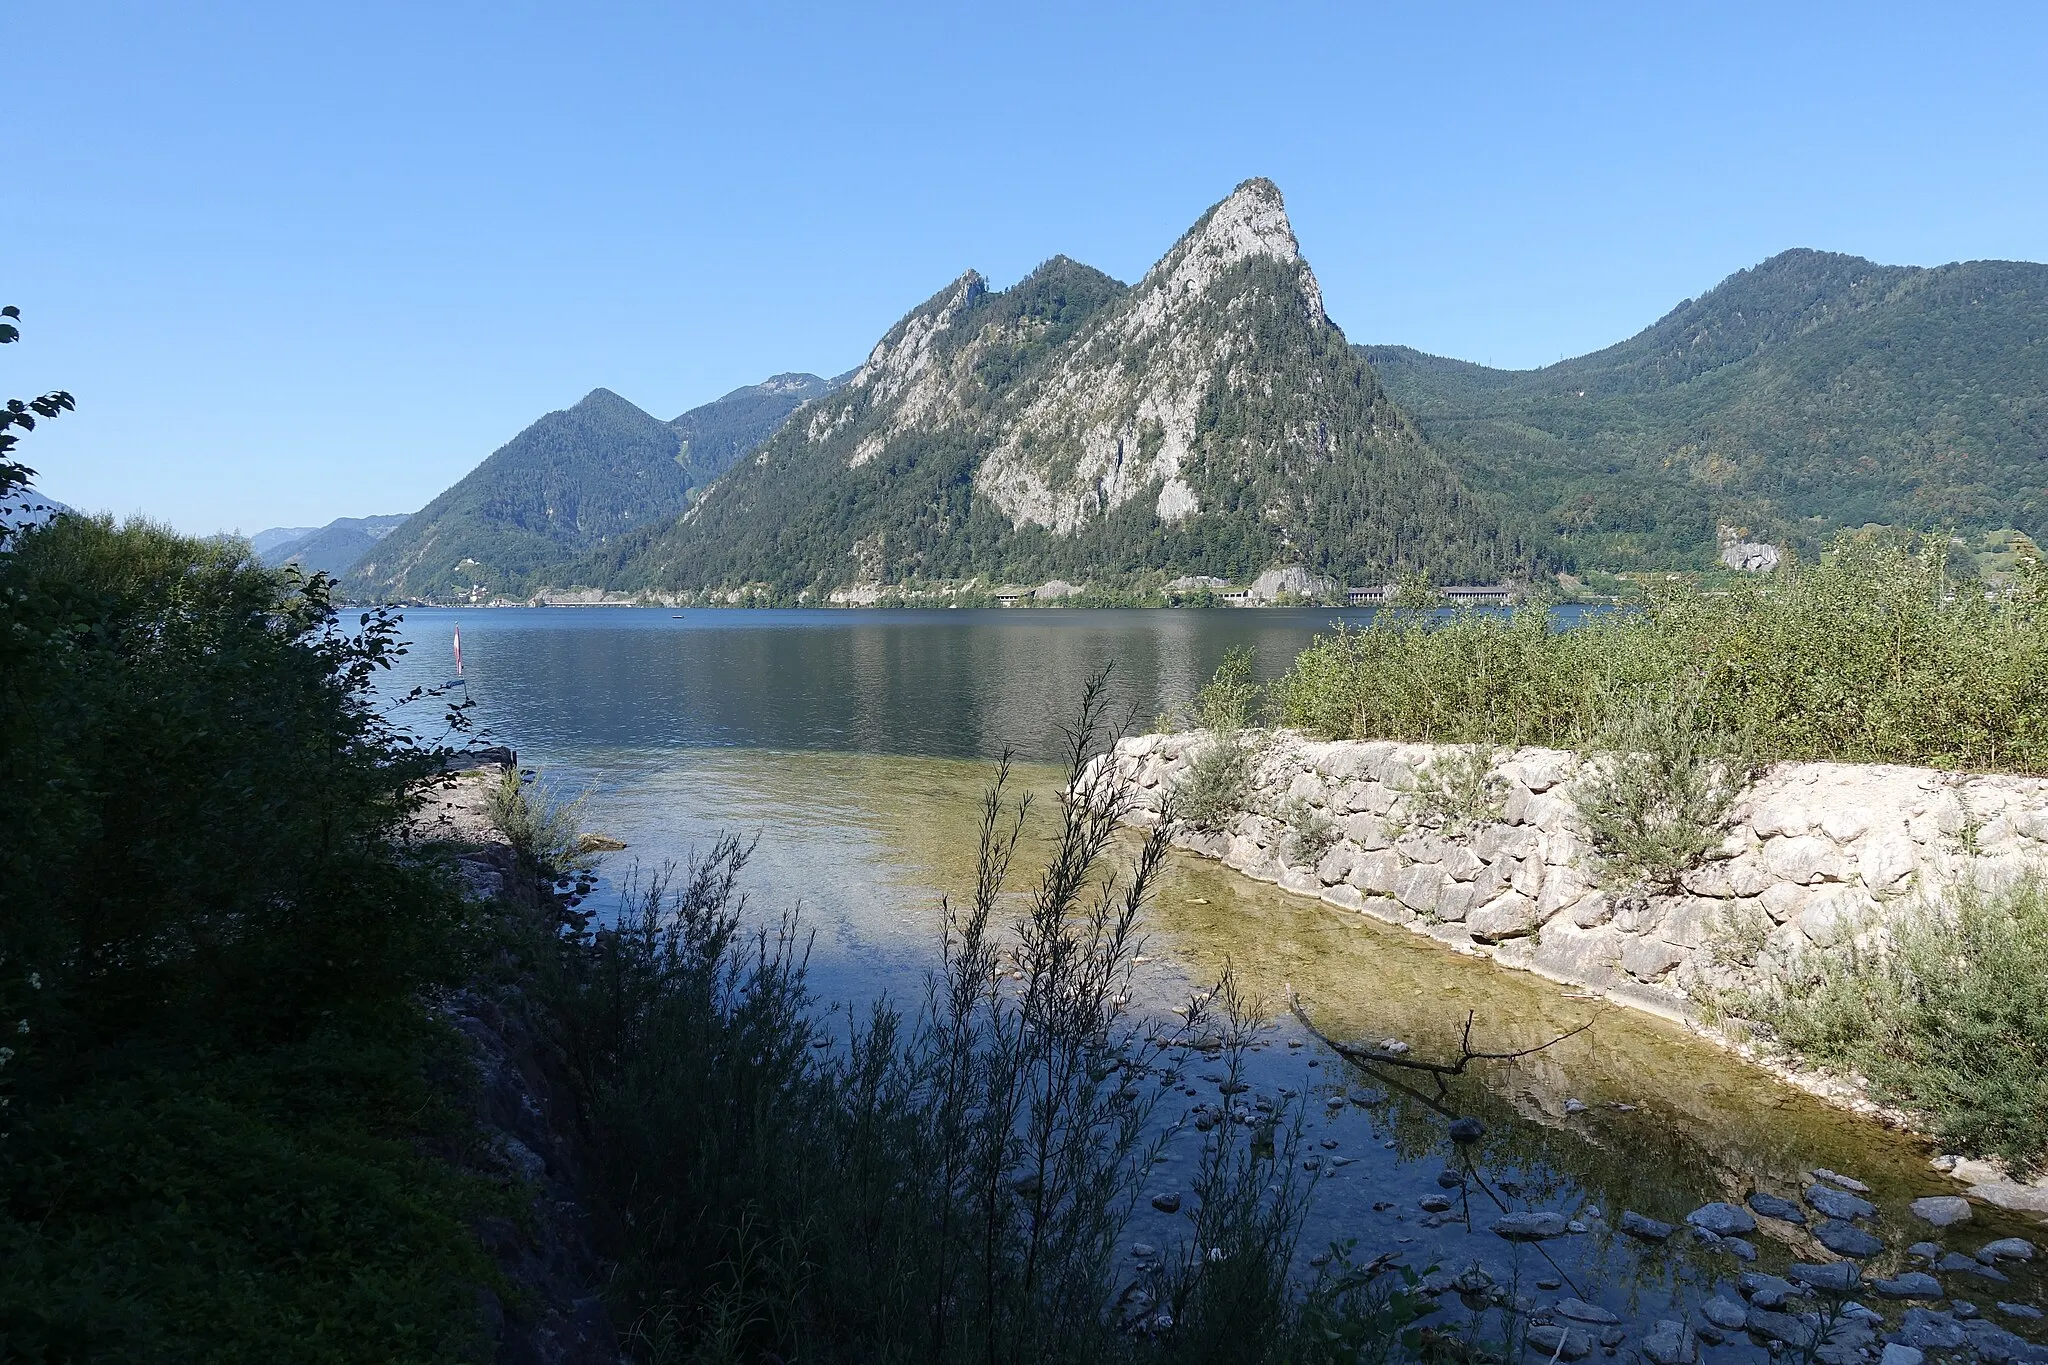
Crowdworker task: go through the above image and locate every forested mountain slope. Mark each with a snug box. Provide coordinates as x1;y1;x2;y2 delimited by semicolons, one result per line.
1364;249;2048;567
350;374;837;599
580;179;1538;600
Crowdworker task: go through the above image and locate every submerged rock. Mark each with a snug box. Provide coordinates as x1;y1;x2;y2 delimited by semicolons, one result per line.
1813;1168;1871;1193
1805;1183;1877;1221
1787;1261;1860;1292
1492;1211;1570;1240
1641;1320;1697;1365
1747;1191;1808;1224
1525;1324;1591;1360
1618;1210;1674;1241
1738;1273;1807;1309
1447;1116;1485;1142
1897;1309;1966;1351
1686;1202;1757;1237
1813;1218;1884;1257
1701;1297;1748;1329
1908;1195;1972;1227
1868;1271;1943;1299
1555;1298;1620;1325
1979;1236;2037;1262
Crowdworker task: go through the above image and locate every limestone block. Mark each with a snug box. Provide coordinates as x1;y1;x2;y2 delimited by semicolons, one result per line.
1797;887;1870;949
1928;791;1966;836
1656;898;1718;950
1510;855;1546;900
1359;894;1414;926
1532;919;1622;985
1474;824;1541;861
1436;880;1477;923
1468;890;1540;942
1857;833;1918;897
1440;845;1486;882
1280;867;1321;896
1361;784;1401;816
1526;793;1575;832
1227;834;1265;869
1379;758;1416;792
1340;812;1391;849
1393;865;1443;915
1502;787;1532;826
1759;881;1808;925
1125;734;1160;758
1612;897;1662;935
1286;772;1329;807
1347;850;1402;895
1537;866;1590;919
1752;798;1813;838
1572;893;1615;928
1334;781;1371;814
1320;883;1366;912
1763;834;1842;884
1622;936;1687;982
2018;809;2048;843
1315;844;1355;886
1818;806;1876;842
1394;829;1447;864
1508;749;1572;793
1686;854;1774;899
1315;747;1378;781
1471;856;1509;899
1973;853;2039;897
1766;920;1808;958
1542;830;1588;866
1427;922;1476;951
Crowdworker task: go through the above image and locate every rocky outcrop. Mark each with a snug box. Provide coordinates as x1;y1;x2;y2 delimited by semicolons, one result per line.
1091;732;2048;1024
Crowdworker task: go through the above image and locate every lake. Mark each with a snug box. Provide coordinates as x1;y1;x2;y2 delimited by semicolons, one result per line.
379;606;2044;1339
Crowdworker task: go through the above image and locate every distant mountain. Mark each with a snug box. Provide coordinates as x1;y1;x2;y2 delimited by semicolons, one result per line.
257;514;410;578
350;373;838;599
574;179;1537;601
250;525;318;558
1364;248;2048;567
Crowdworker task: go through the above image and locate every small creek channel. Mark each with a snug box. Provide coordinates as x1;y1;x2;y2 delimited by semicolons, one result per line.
380;607;2044;1353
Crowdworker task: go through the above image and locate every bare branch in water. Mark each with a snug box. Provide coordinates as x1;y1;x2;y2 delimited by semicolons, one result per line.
1286;987;1601;1098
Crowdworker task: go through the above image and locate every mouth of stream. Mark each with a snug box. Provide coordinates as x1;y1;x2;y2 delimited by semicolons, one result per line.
558;746;2044;1350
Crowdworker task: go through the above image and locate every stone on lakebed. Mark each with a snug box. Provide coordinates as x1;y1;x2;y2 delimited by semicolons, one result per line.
1813;1218;1884;1257
1685;1201;1757;1237
1747;1191;1807;1224
1908;1195;1972;1227
1492;1211;1570;1240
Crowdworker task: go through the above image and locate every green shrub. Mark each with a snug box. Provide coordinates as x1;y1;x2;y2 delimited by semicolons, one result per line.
1746;880;2048;1175
1169;648;1266;833
485;766;593;875
1275;530;2048;773
0;515;494;1359
1572;689;1762;890
1411;745;1507;836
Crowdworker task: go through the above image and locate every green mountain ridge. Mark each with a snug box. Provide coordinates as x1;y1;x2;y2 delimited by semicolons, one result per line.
1363;247;2048;567
571;179;1538;601
350;373;839;599
258;513;410;578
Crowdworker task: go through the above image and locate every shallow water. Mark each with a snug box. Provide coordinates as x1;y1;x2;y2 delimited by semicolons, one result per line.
381;606;2044;1338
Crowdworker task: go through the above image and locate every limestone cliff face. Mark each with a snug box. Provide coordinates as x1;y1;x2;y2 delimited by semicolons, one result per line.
596;180;1538;597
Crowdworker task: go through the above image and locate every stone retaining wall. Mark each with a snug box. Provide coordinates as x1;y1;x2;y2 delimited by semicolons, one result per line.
1091;732;2048;1023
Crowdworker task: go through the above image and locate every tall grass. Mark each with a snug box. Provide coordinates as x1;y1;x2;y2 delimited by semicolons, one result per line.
533;677;1427;1363
1743;880;2048;1175
1275;531;2048;773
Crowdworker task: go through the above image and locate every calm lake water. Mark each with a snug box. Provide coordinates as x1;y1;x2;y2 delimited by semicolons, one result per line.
380;606;2043;1338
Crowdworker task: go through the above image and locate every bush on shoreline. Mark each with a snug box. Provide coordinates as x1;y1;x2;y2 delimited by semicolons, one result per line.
1274;531;2048;774
0;515;495;1360
1743;879;2048;1176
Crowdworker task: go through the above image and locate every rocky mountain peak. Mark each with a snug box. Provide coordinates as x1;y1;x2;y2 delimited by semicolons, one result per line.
1141;177;1323;324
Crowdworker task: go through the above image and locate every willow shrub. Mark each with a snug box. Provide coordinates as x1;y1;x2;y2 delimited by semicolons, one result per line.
1746;880;2048;1175
1275;532;2048;773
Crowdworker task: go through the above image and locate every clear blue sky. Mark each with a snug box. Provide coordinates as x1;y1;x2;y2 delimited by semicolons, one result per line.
11;1;2046;535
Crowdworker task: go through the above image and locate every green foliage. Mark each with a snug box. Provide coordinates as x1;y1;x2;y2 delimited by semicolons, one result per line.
485;767;593;876
1572;689;1760;890
1411;745;1506;837
1281;797;1338;866
1366;248;2048;569
1745;880;2048;1175
531;687;1425;1362
1172;649;1263;832
0;303;74;522
1277;530;2048;773
0;510;495;1359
